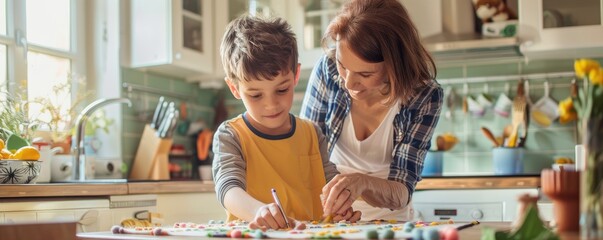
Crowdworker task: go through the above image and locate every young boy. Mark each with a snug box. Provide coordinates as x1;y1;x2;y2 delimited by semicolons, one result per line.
212;15;358;230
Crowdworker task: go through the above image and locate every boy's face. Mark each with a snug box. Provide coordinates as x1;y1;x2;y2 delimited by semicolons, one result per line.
226;64;301;135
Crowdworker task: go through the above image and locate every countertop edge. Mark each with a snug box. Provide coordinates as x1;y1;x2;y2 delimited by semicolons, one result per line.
417;176;540;190
0;176;540;198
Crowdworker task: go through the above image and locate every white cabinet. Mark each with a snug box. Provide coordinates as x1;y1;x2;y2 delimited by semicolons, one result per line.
0;199;111;232
4;212;38;223
206;0;288;82
519;0;603;60
157;192;224;224
109;194;157;227
129;0;289;83
129;0;214;80
286;0;343;70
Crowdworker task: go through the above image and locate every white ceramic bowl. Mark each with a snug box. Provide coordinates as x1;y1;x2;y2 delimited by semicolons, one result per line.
552;163;576;172
0;160;42;184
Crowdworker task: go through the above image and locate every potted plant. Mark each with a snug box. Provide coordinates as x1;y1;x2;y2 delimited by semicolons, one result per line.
0;92;42;146
25;78;93;153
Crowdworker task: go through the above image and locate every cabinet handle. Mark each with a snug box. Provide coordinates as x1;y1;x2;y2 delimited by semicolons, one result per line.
78;210;99;226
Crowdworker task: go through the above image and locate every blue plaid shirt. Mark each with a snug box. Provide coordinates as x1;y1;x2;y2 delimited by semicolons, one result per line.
300;55;443;196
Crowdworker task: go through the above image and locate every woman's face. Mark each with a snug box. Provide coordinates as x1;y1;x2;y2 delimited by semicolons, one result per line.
335;39;388;102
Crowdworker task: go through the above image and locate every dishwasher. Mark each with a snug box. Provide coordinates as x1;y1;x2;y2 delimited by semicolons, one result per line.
412;188;551;222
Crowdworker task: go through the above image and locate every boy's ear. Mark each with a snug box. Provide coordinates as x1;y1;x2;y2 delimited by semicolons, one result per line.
293;63;301;86
225;77;242;99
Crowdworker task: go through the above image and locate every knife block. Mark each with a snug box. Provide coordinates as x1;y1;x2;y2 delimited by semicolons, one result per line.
130;124;172;180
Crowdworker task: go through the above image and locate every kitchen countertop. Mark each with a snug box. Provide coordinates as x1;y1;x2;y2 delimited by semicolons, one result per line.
76;222;580;240
0;175;540;198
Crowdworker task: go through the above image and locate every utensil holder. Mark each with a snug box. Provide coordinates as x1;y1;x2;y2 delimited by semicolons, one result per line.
129;124;172;180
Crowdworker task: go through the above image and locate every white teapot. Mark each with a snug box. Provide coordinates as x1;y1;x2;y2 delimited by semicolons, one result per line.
34;144;63;183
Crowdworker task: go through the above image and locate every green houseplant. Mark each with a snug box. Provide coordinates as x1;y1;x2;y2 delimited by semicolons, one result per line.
0;92;42;144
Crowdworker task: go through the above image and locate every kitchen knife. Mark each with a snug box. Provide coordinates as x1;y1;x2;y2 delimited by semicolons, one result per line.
157;110;174;138
150;96;165;129
165;110;179;138
154;101;169;131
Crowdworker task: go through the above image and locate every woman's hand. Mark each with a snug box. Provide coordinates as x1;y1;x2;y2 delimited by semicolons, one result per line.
248;203;306;230
331;207;362;223
322;173;368;216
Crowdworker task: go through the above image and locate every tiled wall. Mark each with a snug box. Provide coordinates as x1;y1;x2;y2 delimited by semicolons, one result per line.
432;58;602;175
121;57;602;177
222;57;603;176
120;68;222;172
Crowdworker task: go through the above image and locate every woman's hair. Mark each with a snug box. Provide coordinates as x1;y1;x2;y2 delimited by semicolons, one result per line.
322;0;436;105
221;15;298;84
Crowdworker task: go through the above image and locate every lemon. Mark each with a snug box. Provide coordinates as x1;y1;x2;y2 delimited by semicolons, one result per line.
0;149;10;159
555;157;574;164
11;146;40;160
0;138;4;150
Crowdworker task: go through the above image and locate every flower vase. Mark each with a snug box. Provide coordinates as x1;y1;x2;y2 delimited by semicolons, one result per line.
580;117;603;237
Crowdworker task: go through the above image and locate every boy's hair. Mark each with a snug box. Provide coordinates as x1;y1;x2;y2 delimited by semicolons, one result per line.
221;15;298;84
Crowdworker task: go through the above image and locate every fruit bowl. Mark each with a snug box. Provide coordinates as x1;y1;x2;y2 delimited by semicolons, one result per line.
0;160;42;184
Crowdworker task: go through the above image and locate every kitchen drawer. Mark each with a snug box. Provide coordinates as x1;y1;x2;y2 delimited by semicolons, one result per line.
37;210;77;222
4;212;37;223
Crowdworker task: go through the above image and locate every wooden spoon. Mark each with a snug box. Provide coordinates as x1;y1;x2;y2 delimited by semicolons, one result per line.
502;124;513;147
481;127;499;147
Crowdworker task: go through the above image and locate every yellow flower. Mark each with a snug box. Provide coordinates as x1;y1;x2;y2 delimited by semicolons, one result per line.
589;67;603;85
575;58;601;78
558;97;578;124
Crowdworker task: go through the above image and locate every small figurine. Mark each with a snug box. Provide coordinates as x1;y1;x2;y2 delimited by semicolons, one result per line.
472;0;517;23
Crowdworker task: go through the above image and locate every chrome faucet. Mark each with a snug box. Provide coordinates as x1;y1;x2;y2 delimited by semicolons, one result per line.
72;98;132;181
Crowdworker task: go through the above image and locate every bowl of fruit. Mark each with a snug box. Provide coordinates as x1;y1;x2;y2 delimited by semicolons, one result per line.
1;135;42;184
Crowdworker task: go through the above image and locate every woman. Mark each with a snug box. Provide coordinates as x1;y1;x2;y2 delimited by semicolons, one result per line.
300;0;443;221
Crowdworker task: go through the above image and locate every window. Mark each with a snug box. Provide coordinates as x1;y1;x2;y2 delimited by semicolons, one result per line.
1;0;7;91
2;0;85;130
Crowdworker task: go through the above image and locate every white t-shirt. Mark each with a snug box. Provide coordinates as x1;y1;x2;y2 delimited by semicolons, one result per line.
331;101;412;221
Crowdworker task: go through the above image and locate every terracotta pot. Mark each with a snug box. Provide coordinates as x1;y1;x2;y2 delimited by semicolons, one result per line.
51;141;70;155
541;169;580;232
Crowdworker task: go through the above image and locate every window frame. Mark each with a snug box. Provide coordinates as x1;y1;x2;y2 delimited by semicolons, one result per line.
3;0;86;99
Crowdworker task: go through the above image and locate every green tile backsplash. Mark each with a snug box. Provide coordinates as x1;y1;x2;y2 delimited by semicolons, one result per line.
433;57;603;175
120;68;218;173
120;57;602;177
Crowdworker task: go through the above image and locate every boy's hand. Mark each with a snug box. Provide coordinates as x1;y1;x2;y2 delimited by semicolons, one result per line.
248;203;306;230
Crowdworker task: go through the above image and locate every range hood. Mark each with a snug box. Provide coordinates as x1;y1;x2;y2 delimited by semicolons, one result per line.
422;32;522;63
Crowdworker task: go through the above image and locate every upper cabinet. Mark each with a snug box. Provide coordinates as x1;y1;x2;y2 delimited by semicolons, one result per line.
128;0;287;82
129;0;214;80
211;0;287;79
286;0;343;70
519;0;603;60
